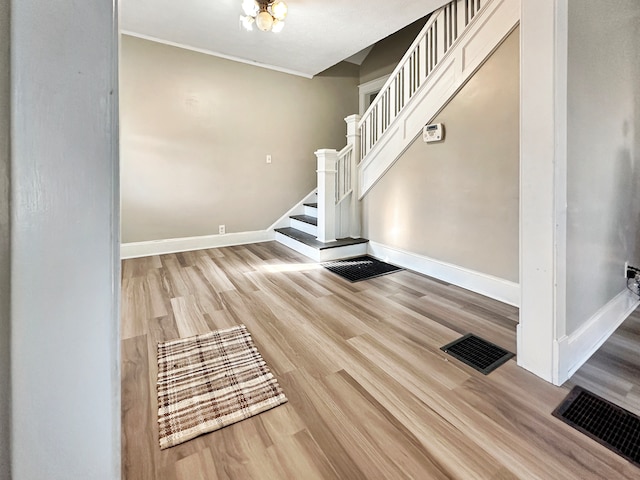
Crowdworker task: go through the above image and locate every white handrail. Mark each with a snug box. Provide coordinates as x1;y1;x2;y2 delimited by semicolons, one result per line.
359;0;484;160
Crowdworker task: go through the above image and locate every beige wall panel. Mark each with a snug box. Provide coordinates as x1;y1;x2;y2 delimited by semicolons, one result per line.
120;35;359;243
363;28;520;282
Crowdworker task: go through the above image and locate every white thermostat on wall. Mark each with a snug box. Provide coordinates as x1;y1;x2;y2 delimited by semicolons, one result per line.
423;123;444;143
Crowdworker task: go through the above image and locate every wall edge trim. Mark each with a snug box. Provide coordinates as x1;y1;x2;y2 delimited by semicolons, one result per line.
554;290;639;385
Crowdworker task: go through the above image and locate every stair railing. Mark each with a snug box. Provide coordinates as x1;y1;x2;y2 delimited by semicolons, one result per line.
315;114;361;243
315;0;484;244
359;0;484;161
336;144;354;206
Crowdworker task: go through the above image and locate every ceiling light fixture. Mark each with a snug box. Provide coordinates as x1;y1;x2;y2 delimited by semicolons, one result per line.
240;0;288;33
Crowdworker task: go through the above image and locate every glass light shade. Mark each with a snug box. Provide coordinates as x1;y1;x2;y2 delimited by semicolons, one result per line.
240;15;254;31
271;19;285;33
271;1;288;21
255;11;274;31
241;0;259;16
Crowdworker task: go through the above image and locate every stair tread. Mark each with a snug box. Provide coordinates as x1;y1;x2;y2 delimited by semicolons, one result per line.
303;203;318;208
290;215;318;226
275;227;369;250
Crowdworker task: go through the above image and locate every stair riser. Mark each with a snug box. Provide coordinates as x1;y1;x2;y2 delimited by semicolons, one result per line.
275;232;368;262
290;218;318;236
317;243;368;262
275;232;322;261
304;205;318;218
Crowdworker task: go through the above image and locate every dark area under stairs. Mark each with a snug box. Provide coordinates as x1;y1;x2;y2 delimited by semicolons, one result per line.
275;227;369;250
290;215;318;226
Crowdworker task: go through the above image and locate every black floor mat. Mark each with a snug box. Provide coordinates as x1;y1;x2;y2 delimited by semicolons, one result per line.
440;334;514;374
553;386;640;467
322;256;402;282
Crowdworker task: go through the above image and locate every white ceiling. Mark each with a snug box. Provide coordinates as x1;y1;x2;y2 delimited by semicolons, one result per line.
120;0;448;78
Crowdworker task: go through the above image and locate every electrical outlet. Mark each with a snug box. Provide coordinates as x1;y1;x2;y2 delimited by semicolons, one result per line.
219;225;225;235
266;154;272;164
626;263;640;278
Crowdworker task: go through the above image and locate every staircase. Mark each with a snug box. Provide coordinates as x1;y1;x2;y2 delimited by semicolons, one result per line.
274;0;519;262
275;198;369;262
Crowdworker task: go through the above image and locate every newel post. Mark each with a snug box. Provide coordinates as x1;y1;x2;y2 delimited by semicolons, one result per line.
345;114;362;238
315;149;338;243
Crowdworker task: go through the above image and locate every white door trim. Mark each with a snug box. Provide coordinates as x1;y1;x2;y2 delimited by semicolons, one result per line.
358;75;390;115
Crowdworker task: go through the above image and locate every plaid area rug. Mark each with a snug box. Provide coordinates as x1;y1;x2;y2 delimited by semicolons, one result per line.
156;324;287;449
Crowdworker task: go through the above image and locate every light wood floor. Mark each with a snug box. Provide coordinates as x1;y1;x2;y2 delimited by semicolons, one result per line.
121;241;640;479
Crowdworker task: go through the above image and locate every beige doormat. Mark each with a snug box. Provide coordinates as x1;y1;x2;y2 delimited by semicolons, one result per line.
157;324;287;449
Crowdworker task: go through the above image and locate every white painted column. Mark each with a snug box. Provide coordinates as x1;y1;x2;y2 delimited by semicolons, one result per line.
518;0;568;385
10;0;121;478
315;149;338;243
0;2;11;478
345;114;362;238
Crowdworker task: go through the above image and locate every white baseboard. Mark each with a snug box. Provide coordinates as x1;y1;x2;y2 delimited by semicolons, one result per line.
554;290;639;385
367;241;520;306
120;230;274;259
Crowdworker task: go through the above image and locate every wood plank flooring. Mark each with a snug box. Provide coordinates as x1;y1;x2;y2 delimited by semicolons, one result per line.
122;242;640;479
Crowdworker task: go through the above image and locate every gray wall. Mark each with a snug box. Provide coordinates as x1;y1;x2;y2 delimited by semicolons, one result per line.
362;28;520;282
566;0;640;333
11;0;120;478
0;0;10;478
120;35;359;243
359;17;427;85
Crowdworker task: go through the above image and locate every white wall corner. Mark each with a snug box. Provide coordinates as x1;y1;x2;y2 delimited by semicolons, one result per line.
517;0;569;385
368;241;520;306
121;230;274;259
519;0;572;385
554;290;639;385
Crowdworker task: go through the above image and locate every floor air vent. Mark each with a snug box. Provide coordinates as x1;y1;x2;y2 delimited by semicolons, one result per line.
440;334;514;374
553;386;640;467
322;256;402;282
